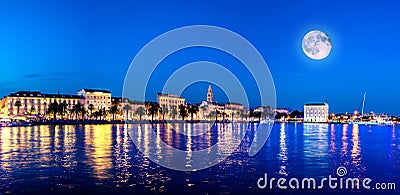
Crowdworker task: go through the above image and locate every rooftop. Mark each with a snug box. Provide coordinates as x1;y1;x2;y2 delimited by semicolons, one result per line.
9;91;85;99
157;93;184;98
305;103;328;106
225;102;244;106
80;88;111;93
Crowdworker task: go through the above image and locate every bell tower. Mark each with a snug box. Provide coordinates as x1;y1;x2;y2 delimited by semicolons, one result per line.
207;85;214;102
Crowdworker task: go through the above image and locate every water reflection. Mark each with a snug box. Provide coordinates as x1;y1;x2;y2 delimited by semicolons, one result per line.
131;123;240;170
341;124;349;158
303;124;329;170
85;125;113;179
278;123;288;176
350;124;362;165
390;125;400;171
114;125;132;185
0;123;400;194
329;124;336;154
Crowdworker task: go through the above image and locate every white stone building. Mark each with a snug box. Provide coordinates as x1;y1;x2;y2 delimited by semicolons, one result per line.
157;93;185;119
0;91;85;117
304;102;329;123
77;89;111;111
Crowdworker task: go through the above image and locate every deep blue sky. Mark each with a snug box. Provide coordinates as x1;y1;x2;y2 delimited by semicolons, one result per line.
1;0;400;114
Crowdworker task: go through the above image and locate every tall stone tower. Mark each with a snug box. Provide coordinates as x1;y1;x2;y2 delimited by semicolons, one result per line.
207;85;214;102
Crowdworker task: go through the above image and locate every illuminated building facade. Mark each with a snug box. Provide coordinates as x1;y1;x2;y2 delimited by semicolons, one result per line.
304;102;329;122
157;93;185;119
0;91;85;116
77;89;111;111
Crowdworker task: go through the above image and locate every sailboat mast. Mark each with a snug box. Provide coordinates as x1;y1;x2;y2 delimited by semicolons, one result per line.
361;92;366;116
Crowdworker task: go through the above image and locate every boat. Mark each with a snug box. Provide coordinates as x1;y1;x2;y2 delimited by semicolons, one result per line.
350;119;393;126
349;120;379;125
185;120;200;123
350;93;394;126
0;117;12;127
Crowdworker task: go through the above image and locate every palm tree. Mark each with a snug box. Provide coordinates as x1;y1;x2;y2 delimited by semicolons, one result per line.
221;112;228;121
14;100;22;115
187;104;199;121
200;105;207;120
109;105;120;122
209;110;217;121
249;109;255;121
69;108;75;119
161;104;169;120
91;110;98;120
43;101;48;116
71;104;77;120
135;106;145;121
239;110;244;120
216;110;221;121
145;101;151;114
147;102;161;121
254;111;261;121
170;105;178;119
47;101;58;120
100;107;108;120
88;104;94;119
122;104;131;120
110;99;121;122
79;107;86;120
72;102;84;120
58;100;68;119
178;104;188;120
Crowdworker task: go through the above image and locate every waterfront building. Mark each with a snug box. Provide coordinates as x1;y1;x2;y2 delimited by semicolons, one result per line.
114;98;146;120
198;101;211;119
304;102;329;122
275;108;290;115
0;91;85;117
128;101;146;120
156;93;185;120
224;102;245;120
254;106;275;119
198;85;246;120
77;89;111;111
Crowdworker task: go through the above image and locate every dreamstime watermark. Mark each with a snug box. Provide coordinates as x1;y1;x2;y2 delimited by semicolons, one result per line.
123;25;276;171
257;166;396;190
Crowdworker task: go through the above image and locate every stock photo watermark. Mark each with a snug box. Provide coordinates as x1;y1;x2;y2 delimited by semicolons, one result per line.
257;166;396;191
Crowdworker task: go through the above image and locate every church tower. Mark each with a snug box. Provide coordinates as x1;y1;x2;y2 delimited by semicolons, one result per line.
207;85;214;102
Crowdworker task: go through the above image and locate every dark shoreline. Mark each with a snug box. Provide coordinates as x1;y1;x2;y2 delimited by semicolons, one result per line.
5;119;398;127
4;120;362;127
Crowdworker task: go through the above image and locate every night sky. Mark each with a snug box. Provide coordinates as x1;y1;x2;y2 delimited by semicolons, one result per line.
1;0;400;114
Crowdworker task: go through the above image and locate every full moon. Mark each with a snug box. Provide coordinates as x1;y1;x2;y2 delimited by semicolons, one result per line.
302;30;332;60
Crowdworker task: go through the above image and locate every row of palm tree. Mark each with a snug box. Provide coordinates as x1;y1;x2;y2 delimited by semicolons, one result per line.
136;102;200;121
41;99;123;121
208;110;228;121
186;104;199;120
13;98;273;122
127;102;252;121
46;101;87;120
